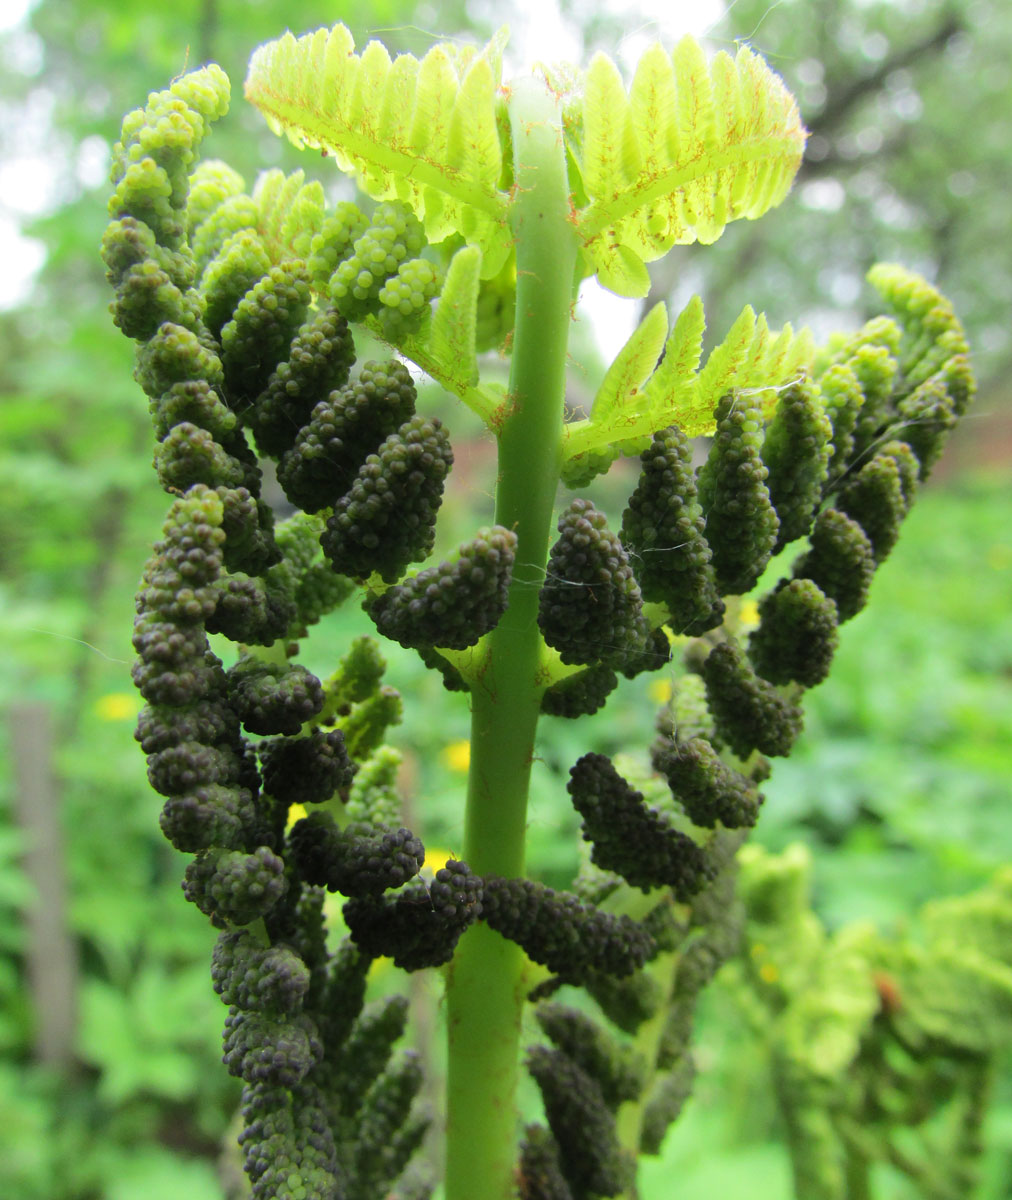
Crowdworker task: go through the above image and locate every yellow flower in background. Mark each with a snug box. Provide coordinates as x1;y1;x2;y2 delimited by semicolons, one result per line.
648;678;673;705
286;803;308;830
441;740;470;773
342;845;461;982
759;961;780;985
94;692;139;721
739;599;760;629
422;846;456;876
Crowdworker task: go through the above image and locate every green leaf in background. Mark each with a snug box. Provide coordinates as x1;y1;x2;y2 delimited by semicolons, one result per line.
105;1149;222;1200
79;962;218;1105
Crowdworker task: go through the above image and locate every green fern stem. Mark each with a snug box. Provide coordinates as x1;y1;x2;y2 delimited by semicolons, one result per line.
599;886;687;1178
616;945;679;1159
444;75;578;1200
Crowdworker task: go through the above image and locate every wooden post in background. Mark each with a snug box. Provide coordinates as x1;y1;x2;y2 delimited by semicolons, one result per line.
9;701;78;1071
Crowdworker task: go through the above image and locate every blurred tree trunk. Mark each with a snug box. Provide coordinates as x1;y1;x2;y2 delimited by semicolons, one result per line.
10;701;78;1072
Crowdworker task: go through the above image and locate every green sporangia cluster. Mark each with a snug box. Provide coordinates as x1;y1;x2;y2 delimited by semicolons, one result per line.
619;424;724;635
319;413;455;583
364;526;517;651
567;753;715;900
108;49;976;1200
538;498;651;669
695;392;780;596
276;358;418;513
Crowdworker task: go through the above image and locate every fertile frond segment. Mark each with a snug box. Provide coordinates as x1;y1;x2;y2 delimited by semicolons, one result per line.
259;729;356;808
791;508;875;623
568;753;715;899
517;1124;575;1200
110;65;231;250
481;876;656;979
288;812;424;897
326;202;427;321
702;639;802;759
836;444;915;563
212;930;311;1015
761;379;832;551
696;392;779;596
526;1047;635;1198
365;526;517;651
620;425;723;634
244;24;511;273
572;39;806;296
538;500;649;669
748;579;839;688
247;306;356;458
534;1004;647;1110
397;244;484;402
319;414;454;583
277;359;418;513
652;735;762;830
184;844;288;927
221;260;312;406
867;262;973;407
343;860;484;970
817;266;972;487
226;656;325;736
541;664;619;719
307;215;492;426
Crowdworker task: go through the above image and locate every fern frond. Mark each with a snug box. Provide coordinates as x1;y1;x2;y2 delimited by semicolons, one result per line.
574;38;806;297
563;297;701;469
692;309;815;431
590;301;669;426
562;297;814;476
400;244;481;391
245;25;511;275
361;244;500;427
644;294;707;408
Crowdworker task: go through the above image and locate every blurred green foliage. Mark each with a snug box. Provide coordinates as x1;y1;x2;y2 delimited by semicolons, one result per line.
0;0;1009;1196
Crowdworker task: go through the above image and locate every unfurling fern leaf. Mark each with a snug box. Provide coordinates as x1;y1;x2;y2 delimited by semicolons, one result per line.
244;25;511;275
562;297;814;482
571;39;807;297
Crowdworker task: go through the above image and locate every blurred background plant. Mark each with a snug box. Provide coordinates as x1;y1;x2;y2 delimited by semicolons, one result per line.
0;1;1008;1197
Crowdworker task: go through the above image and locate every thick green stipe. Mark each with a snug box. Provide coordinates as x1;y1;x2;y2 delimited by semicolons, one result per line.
444;75;578;1200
